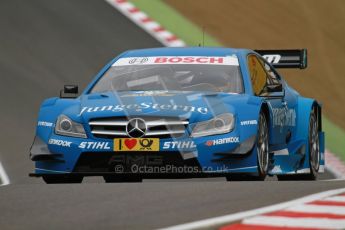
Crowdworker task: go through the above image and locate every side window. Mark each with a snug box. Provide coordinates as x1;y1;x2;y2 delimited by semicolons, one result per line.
247;55;268;96
259;58;281;86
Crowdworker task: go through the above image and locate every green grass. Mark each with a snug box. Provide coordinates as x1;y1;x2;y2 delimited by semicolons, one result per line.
130;0;220;47
131;0;345;160
323;118;345;161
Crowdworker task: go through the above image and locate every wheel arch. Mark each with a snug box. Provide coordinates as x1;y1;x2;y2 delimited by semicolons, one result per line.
259;102;272;146
260;102;270;126
296;97;324;172
312;101;323;132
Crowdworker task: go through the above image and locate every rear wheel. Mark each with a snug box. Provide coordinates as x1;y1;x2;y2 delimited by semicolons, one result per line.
42;175;83;184
309;112;320;179
277;112;319;181
227;112;269;181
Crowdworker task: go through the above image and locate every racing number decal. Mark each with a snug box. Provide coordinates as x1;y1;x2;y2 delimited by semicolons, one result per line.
248;55;267;96
114;138;159;151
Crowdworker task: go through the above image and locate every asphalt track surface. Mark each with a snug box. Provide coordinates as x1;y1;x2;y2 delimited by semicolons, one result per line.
0;1;344;229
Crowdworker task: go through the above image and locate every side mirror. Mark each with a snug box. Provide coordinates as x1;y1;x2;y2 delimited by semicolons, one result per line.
60;85;78;98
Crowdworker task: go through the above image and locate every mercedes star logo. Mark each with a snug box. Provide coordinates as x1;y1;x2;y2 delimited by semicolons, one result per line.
128;57;148;65
126;118;147;138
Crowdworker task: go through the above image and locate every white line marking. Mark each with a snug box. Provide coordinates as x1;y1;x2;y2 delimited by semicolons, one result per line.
285;204;345;215
323;195;345;202
159;188;345;230
0;161;10;186
119;2;132;10
243;216;345;229
132;12;146;20
325;150;345;179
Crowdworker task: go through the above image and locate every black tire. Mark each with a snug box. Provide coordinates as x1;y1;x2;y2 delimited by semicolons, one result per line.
256;112;269;180
227;112;269;181
42;175;83;184
308;112;320;179
103;175;142;183
277;112;319;181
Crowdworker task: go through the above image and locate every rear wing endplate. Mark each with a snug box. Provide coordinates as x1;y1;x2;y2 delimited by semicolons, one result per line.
255;49;307;69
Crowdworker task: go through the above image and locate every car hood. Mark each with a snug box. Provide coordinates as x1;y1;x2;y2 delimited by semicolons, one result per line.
65;91;251;123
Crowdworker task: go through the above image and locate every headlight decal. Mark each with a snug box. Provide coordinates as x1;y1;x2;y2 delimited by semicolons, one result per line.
55;115;87;138
191;113;235;138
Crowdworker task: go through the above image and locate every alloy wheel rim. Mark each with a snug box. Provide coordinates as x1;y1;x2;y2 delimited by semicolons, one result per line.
310;115;320;171
257;114;269;174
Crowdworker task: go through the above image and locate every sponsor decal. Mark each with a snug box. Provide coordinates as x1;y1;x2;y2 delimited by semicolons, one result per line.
109;155;163;169
162;141;196;149
112;56;239;66
240;120;258;126
121;91;175;97
205;137;240;146
79;103;208;116
128;57;149;65
78;141;111;150
37;121;53;127
109;154;230;174
48;139;72;147
155;57;227;64
263;54;282;64
114;138;159;151
272;108;296;127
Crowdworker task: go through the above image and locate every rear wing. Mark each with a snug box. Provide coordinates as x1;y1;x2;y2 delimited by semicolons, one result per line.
254;49;307;69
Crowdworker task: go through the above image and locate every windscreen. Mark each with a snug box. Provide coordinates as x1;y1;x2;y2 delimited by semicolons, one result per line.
91;56;243;94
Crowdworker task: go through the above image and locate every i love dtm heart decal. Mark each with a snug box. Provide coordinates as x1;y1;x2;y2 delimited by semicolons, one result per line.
124;139;137;149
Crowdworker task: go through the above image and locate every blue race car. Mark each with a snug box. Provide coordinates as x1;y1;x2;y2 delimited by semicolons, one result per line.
29;47;324;183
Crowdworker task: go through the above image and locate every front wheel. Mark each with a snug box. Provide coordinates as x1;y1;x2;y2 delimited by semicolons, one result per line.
226;112;269;181
256;112;269;180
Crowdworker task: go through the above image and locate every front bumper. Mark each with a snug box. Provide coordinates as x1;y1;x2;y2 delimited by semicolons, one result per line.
30;132;258;175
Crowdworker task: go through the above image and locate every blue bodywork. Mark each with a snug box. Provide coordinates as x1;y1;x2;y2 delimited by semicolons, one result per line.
30;47;325;178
